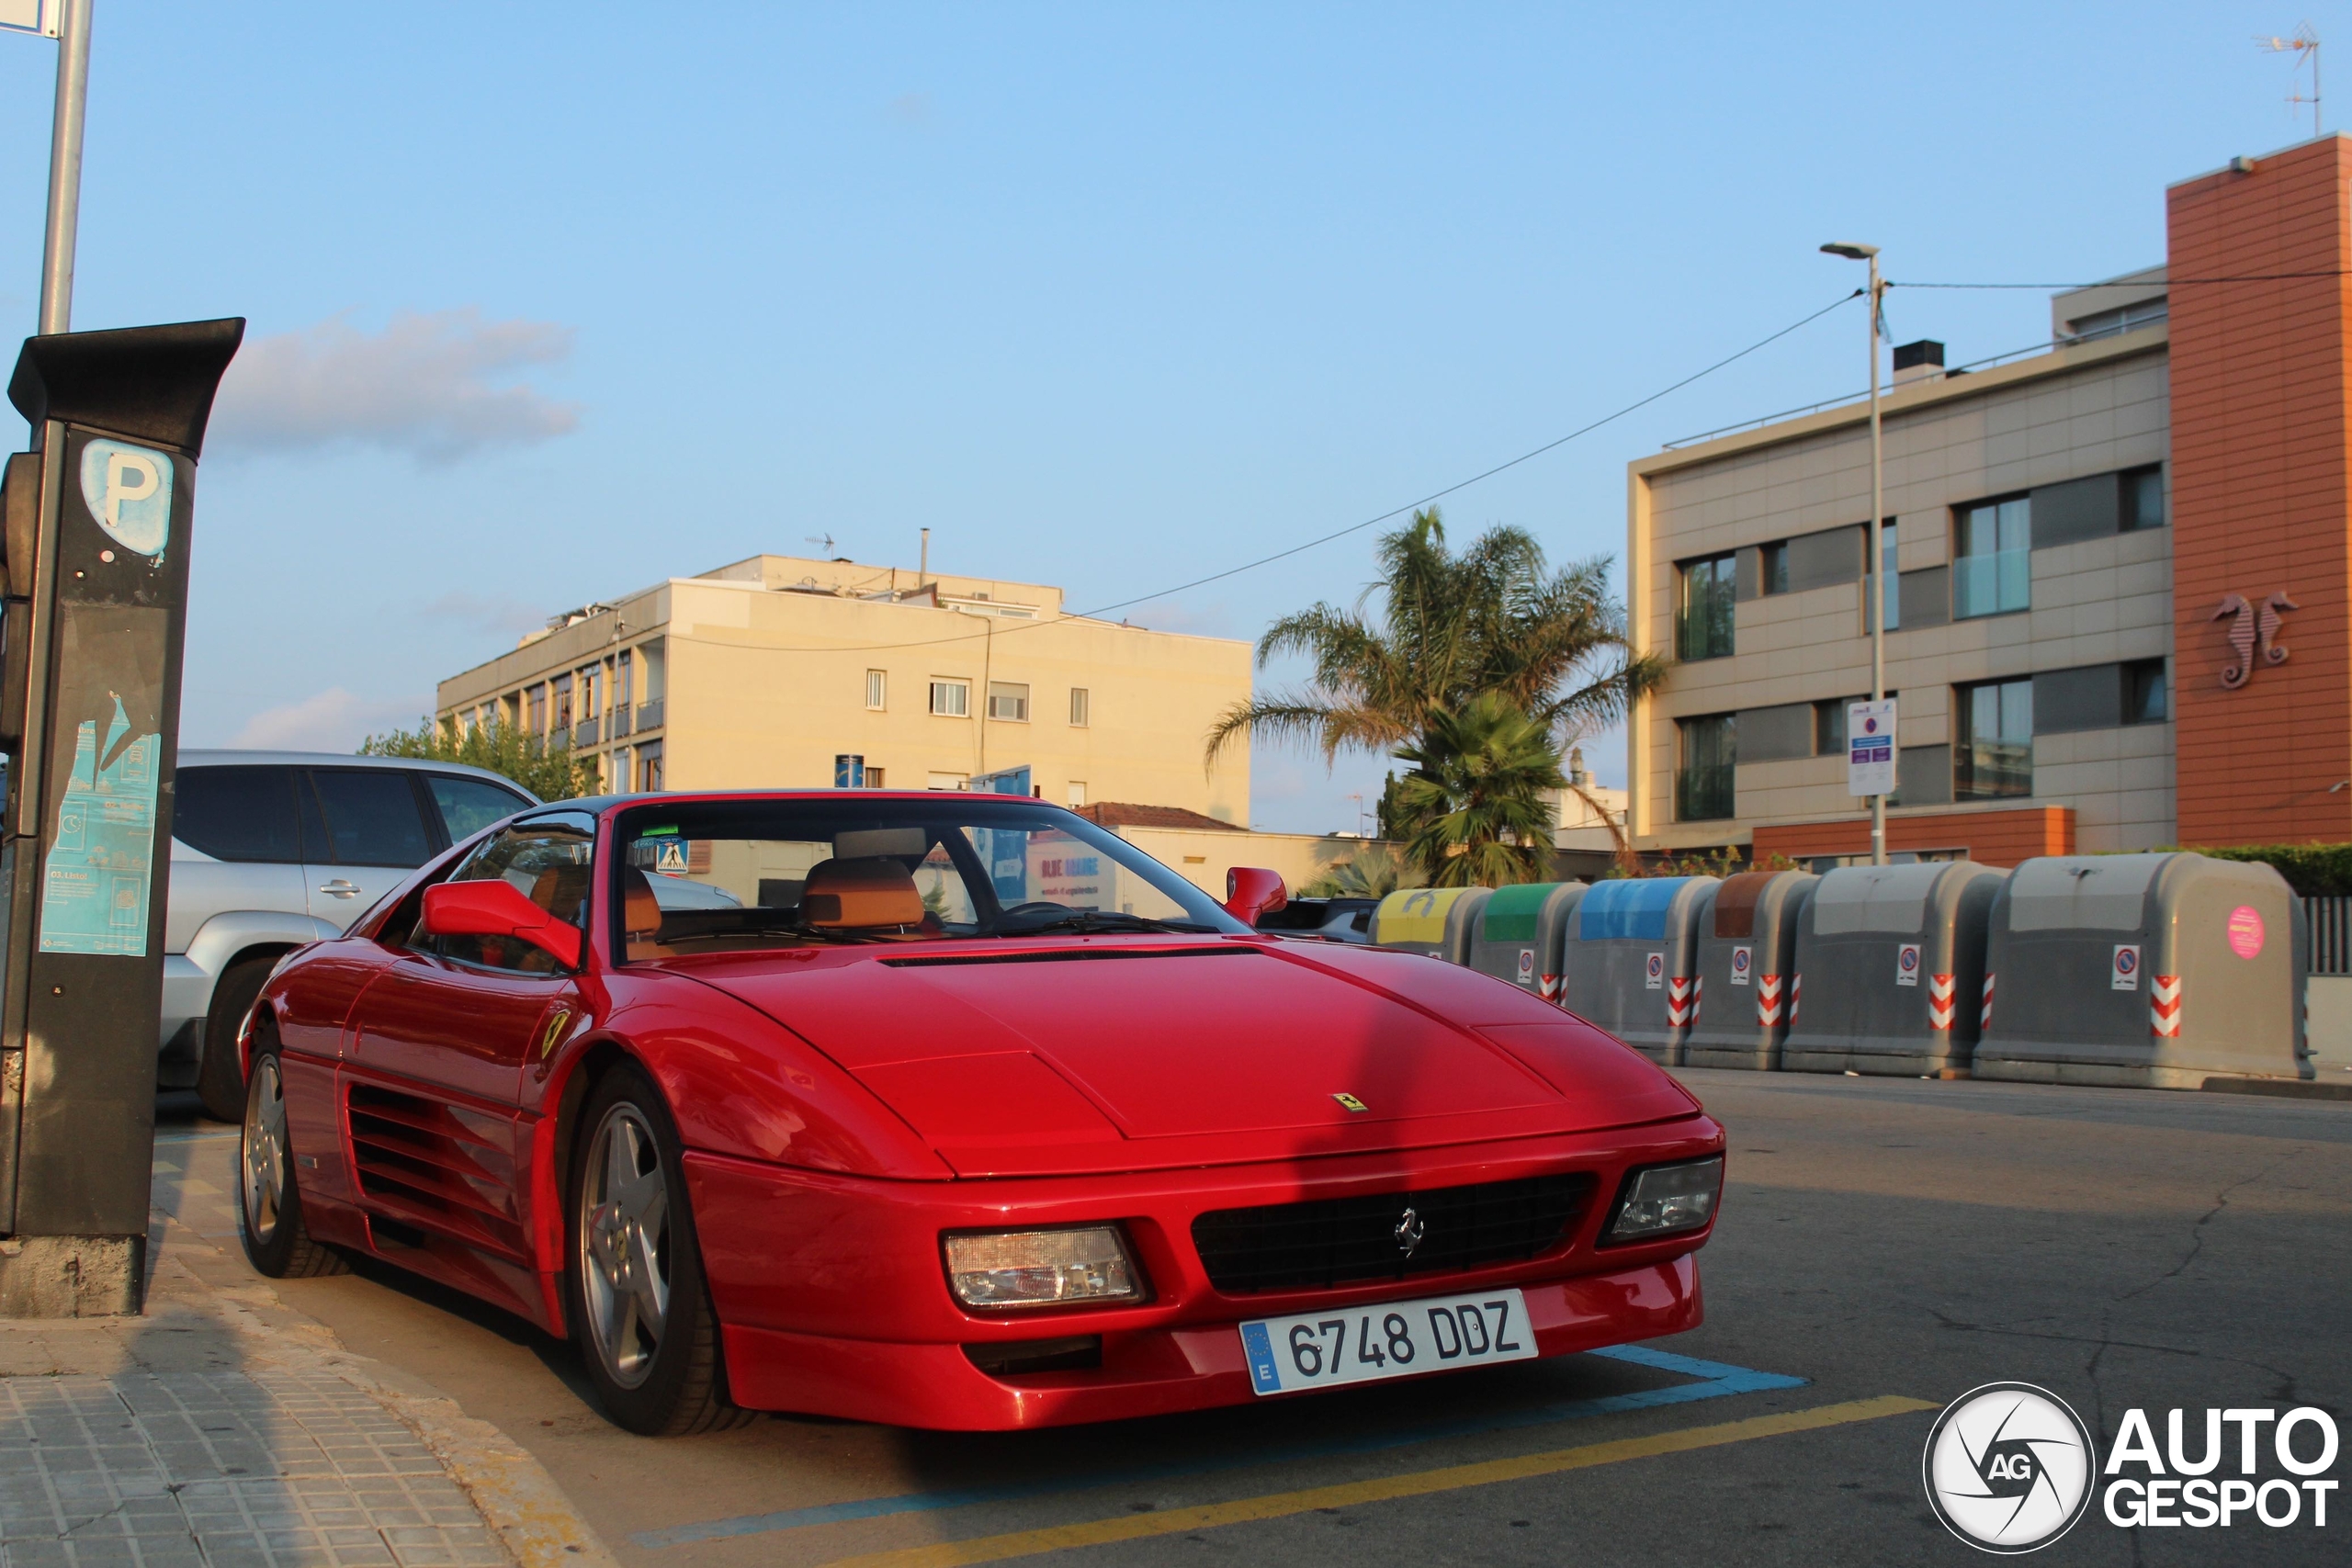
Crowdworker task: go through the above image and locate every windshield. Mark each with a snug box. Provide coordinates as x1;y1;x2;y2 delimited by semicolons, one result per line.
612;796;1248;959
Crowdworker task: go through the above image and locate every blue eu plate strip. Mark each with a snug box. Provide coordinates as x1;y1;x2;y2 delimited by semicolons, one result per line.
629;1342;1806;1549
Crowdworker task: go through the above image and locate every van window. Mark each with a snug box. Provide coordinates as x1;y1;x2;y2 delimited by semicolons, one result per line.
174;766;301;862
305;770;434;867
427;774;531;841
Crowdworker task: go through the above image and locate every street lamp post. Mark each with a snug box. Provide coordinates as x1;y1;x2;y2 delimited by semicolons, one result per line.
1822;242;1887;866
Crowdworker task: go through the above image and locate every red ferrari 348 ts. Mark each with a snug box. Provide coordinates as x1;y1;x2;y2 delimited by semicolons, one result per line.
237;791;1724;1434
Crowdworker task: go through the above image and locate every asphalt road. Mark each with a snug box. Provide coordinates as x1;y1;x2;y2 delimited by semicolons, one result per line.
154;1069;2351;1567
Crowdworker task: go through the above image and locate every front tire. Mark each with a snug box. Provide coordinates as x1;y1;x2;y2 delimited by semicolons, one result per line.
238;1047;349;1278
565;1065;749;1435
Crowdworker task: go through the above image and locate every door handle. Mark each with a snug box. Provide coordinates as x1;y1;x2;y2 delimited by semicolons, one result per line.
319;879;362;897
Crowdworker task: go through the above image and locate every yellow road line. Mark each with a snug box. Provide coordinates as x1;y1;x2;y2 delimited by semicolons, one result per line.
820;1393;1938;1568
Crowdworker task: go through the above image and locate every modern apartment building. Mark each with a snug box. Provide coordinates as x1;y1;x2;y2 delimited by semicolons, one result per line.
435;553;1253;821
1625;134;2352;867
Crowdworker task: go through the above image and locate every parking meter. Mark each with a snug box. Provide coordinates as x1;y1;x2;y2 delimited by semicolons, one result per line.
0;319;242;1314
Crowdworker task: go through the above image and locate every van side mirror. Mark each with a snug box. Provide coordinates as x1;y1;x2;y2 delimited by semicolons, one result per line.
421;879;583;968
1224;866;1288;926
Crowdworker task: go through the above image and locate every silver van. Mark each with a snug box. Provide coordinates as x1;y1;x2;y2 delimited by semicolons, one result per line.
164;750;538;1116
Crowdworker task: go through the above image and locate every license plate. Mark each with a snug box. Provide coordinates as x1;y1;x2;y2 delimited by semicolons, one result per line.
1239;1287;1535;1395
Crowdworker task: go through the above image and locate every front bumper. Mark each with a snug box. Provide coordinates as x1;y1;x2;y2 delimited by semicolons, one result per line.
686;1116;1722;1429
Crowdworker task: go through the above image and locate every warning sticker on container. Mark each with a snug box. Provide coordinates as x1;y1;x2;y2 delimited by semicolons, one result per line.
1729;945;1752;986
1516;948;1535;984
2226;906;2265;960
1895;942;1921;987
2111;943;2141;990
1645;952;1665;989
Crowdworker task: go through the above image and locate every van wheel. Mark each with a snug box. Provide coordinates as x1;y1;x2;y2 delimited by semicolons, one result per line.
198;954;276;1122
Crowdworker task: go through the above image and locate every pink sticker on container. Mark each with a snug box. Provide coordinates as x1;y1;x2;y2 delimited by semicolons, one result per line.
2226;905;2266;959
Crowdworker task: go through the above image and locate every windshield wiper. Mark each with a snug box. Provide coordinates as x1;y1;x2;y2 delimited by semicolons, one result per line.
989;909;1211;937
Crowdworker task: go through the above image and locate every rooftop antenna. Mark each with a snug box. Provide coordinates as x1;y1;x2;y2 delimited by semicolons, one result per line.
2259;24;2322;137
805;532;838;558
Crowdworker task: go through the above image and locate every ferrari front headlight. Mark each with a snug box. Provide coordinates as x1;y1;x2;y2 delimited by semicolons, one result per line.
944;1226;1142;1309
1603;1156;1724;1243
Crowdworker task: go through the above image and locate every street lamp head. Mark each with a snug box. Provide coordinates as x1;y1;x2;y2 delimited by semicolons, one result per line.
1820;242;1880;260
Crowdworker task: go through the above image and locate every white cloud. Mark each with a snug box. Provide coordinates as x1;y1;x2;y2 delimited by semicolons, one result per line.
228;687;426;752
424;591;548;637
209;309;582;462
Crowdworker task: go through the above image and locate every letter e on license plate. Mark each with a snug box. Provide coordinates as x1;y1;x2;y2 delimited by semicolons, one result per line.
1238;1287;1535;1395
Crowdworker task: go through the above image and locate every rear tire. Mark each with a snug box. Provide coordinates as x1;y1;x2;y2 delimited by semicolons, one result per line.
238;1045;349;1278
198;954;277;1123
565;1065;751;1435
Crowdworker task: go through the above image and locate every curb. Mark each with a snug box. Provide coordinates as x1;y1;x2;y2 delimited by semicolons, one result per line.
2199;1074;2352;1102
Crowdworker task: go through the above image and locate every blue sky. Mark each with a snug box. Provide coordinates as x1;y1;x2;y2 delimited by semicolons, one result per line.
0;3;2331;829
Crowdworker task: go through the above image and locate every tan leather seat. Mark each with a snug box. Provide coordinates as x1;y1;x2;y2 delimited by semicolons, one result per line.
621;867;668;959
529;864;594;924
800;857;923;928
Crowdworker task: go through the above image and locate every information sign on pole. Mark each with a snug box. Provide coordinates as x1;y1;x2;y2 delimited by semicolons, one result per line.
0;2;62;39
1847;698;1897;798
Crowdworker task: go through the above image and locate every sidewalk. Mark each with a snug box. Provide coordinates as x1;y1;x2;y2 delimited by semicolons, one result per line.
0;1133;617;1568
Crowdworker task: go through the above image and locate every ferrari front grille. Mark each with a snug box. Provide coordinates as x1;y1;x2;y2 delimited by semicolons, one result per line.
1189;1172;1594;1294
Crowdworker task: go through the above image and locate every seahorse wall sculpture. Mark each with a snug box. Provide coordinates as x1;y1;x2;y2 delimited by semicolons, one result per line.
2259;590;2300;665
2213;593;2254;688
2211;590;2300;688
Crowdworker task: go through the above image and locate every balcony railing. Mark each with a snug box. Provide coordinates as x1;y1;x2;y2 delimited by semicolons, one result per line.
1953;550;2030;619
1674;764;1736;822
572;717;600;747
635;699;664;732
608;706;633;739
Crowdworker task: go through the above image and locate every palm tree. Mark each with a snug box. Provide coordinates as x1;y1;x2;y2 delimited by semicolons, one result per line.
1392;694;1566;886
1204;508;1659;766
1300;841;1421;898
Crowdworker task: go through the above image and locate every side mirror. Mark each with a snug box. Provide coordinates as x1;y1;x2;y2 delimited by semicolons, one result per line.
421;879;583;968
1224;866;1288;927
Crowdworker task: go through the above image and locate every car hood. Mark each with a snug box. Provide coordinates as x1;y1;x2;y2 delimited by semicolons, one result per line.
673;938;1700;1177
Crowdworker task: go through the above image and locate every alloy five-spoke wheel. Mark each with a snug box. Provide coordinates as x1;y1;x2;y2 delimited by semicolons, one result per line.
237;1045;347;1279
578;1103;673;1388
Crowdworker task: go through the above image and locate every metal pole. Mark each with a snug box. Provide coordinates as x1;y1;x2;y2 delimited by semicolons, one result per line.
1867;253;1887;866
36;0;93;337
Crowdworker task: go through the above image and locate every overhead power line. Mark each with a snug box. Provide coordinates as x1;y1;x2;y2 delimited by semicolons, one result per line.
717;289;1865;657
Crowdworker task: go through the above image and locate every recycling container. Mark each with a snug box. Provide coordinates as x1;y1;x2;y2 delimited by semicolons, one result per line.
1684;869;1818;1071
1781;861;2005;1077
1464;882;1587;1002
1973;852;2311;1089
1370;886;1491;964
1558;875;1716;1065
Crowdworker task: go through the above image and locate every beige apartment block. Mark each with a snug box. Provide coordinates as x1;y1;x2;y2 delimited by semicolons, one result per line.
435;554;1253;823
1626;276;2177;867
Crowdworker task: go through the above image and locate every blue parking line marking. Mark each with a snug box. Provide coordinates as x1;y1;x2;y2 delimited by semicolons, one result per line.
629;1343;1807;1549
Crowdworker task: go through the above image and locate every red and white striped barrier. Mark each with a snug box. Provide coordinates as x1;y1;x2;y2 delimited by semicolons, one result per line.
1928;973;1956;1032
1980;972;1996;1031
1756;974;1783;1026
1539;974;1562;1005
1666;975;1696;1027
1789;972;1802;1027
2151;975;2183;1038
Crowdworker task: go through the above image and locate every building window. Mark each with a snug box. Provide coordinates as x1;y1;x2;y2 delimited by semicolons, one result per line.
1956;679;2033;799
552;675;574;732
1677;553;1737;660
616;650;633;712
1758;542;1790;595
1068;780;1088;807
2125;659;2168;723
1873;520;1901;632
987;682;1030;721
865;766;887;788
865;670;887;710
2121;465;2166;531
1953;496;2030;618
1674;713;1736;821
929;679;969;717
526;684;548;735
638;748;664;793
1069;687;1091;727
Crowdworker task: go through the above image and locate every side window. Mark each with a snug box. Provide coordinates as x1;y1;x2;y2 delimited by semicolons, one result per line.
305;769;435;867
430;818;596;973
426;774;532;842
173;766;301;862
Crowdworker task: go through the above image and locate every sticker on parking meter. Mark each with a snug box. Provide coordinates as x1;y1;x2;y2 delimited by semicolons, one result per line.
2111;944;2141;990
1729;945;1752;985
2226;906;2265;959
1645;952;1664;989
39;694;159;956
1896;942;1921;986
79;439;173;557
1516;948;1535;984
